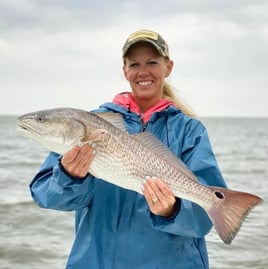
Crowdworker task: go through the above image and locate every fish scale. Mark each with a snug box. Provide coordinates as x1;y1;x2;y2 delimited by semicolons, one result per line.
86;123;238;209
17;107;263;244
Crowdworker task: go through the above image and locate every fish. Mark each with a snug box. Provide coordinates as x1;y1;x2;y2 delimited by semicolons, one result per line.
17;107;263;244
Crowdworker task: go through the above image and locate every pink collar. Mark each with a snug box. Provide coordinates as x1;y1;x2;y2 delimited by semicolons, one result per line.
113;92;174;123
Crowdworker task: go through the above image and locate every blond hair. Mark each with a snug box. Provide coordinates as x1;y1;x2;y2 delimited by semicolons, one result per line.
163;82;196;117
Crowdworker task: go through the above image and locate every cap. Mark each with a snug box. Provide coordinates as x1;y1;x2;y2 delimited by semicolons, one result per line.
122;29;170;58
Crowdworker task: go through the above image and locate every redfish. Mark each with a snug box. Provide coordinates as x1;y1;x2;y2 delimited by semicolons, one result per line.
17;107;263;244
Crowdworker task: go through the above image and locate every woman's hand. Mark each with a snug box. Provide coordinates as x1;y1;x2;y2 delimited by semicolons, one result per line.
61;142;97;178
142;177;178;218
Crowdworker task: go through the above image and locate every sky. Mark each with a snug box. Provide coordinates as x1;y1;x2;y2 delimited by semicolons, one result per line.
1;0;267;117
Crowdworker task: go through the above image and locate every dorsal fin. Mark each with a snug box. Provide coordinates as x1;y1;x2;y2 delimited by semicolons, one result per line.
95;112;127;132
132;132;198;181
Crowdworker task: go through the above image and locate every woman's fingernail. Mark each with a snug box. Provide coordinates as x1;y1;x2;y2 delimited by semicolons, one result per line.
145;176;151;181
152;176;157;180
91;142;97;148
88;141;97;148
77;142;82;147
92;150;97;155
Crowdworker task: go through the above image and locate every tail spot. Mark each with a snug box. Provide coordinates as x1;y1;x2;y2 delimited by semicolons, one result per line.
215;191;224;199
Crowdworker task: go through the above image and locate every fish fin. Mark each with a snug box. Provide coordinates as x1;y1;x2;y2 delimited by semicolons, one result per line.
206;186;263;244
81;129;108;143
95;112;127;132
132;132;198;181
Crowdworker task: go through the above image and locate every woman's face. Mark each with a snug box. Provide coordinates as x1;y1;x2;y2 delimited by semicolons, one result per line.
123;43;173;104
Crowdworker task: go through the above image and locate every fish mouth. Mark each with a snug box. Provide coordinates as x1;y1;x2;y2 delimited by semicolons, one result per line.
18;123;28;131
17;122;41;136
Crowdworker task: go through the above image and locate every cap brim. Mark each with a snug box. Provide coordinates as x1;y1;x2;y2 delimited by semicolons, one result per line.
123;37;167;57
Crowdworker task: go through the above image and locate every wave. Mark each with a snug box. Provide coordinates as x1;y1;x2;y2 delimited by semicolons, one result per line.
0;196;33;206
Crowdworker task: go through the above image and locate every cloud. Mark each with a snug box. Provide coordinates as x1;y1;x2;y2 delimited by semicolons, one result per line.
0;0;267;116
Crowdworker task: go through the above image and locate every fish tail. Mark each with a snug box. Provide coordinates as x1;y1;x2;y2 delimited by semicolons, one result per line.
206;186;263;244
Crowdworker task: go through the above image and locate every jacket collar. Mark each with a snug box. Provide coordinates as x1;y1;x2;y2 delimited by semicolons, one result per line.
112;92;175;123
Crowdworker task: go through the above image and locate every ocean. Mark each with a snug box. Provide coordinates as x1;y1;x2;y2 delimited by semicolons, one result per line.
0;115;267;269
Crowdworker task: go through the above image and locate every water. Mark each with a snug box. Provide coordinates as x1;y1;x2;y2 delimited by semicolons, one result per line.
0;115;267;268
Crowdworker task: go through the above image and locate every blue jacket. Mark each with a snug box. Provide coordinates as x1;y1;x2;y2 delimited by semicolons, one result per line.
30;101;226;269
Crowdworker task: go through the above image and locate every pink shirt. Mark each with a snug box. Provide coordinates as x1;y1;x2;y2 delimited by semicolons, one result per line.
113;92;175;123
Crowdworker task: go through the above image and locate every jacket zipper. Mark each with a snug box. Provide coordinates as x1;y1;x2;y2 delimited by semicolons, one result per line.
139;113;147;132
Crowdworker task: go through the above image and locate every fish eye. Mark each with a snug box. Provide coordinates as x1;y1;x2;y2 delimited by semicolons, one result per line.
36;115;46;123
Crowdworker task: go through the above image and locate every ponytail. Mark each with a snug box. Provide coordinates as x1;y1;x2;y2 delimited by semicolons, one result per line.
163;82;196;117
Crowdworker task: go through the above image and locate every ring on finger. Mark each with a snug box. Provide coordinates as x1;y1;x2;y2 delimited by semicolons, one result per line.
151;196;159;204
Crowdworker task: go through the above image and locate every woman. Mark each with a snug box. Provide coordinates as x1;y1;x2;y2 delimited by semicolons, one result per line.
30;29;226;268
